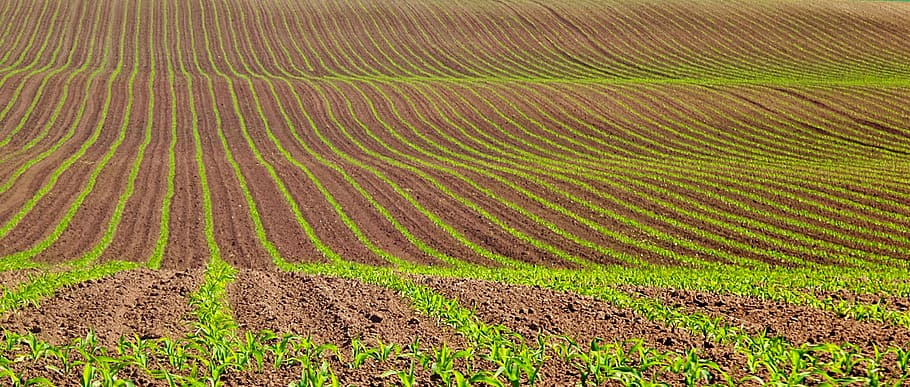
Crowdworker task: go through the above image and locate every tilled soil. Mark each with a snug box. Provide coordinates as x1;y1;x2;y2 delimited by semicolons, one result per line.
622;286;910;354
1;0;910;384
621;285;910;379
227;270;472;385
3;269;909;384
0;269;201;348
813;288;910;313
0;268;40;293
415;276;756;384
0;0;907;273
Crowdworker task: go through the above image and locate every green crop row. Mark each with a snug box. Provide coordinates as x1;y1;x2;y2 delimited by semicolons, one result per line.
195;0;344;267
0;0;32;63
0;0;74;151
244;30;486;269
186;0;910;83
0;0;106;190
418;80;908;269
452;79;900;264
387;263;910;385
284;261;742;386
223;11;529;269
147;0;177;270
3;258;908;386
369;80;778;268
2;262;325;385
1;2;909;385
0;0;129;272
0;0;56;82
0;0;168;304
0;260;137;315
72;0;151;268
171;0;910;318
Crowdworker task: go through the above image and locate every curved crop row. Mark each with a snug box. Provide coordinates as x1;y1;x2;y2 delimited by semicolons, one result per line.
0;2;908;387
1;5;909;380
0;0;121;263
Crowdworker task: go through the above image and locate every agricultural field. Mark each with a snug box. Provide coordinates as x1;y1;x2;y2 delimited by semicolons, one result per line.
0;0;909;384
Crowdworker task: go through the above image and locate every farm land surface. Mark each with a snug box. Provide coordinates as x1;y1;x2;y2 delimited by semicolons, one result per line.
0;0;910;385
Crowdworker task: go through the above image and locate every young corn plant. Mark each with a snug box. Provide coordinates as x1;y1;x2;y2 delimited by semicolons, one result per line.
237;330;270;373
429;343;473;384
294;357;338;387
381;359;418;387
186;259;239;383
349;338;375;369
0;363;52;387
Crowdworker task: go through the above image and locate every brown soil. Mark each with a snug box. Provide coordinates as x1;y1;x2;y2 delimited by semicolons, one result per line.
29;77;150;266
228;271;461;346
0;0;907;272
1;0;909;383
415;276;755;383
0;268;40;293
0;269;201;348
156;79;209;270
0;76;109;222
813;288;910;313
622;286;910;355
252;80;449;267
229;79;383;267
228;270;471;385
97;78;173;265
